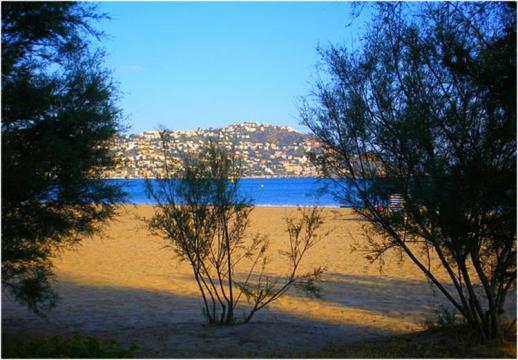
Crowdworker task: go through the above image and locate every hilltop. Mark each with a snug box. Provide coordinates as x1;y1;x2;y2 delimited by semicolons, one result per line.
103;122;321;178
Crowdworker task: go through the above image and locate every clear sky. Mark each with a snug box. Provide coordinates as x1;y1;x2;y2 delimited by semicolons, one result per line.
95;1;369;134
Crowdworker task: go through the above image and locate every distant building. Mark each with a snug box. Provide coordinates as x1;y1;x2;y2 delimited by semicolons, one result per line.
101;122;323;178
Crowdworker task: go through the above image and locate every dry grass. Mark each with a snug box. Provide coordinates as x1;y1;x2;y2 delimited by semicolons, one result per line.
288;324;517;358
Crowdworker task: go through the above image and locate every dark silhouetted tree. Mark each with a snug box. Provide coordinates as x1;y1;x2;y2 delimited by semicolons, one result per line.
301;2;516;340
2;2;124;314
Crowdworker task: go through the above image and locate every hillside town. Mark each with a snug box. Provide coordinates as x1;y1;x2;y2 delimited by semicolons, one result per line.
102;122;322;178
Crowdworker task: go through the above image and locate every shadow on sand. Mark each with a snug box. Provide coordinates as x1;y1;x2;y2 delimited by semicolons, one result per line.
2;274;516;358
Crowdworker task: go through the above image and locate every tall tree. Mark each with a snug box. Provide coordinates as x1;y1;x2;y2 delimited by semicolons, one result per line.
301;2;516;339
2;2;124;314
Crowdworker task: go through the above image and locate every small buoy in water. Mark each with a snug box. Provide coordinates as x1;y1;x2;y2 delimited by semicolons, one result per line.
229;177;234;183
260;184;264;189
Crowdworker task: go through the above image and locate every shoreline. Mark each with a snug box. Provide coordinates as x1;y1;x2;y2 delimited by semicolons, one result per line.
116;203;347;208
102;176;337;180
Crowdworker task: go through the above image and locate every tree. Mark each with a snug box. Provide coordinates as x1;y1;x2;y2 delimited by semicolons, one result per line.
2;2;124;314
145;135;325;325
300;2;516;340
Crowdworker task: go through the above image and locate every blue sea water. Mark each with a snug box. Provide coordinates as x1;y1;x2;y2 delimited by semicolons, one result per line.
107;178;347;207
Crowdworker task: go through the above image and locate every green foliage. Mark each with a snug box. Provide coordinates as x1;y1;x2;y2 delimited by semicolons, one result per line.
2;334;139;358
301;2;516;340
2;2;124;314
9;267;59;316
293;266;326;299
423;305;461;331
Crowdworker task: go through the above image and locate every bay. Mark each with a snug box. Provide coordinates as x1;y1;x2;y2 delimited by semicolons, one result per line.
105;178;348;207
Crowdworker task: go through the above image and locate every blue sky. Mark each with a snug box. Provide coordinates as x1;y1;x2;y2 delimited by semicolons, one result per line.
96;2;370;134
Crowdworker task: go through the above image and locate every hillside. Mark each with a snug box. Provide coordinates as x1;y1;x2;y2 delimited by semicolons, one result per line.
102;122;321;178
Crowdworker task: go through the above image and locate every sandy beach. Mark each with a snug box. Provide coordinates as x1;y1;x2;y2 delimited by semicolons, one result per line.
3;206;515;357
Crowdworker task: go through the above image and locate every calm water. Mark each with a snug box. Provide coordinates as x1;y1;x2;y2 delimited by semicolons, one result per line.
107;178;347;207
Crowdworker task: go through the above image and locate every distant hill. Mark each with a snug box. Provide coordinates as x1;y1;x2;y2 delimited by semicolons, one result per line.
102;122;322;178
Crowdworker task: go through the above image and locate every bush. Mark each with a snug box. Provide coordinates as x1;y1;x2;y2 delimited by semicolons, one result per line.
423;305;460;330
2;333;139;358
145;139;326;325
288;325;516;358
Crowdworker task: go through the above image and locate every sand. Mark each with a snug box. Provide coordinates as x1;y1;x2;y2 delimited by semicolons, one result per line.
2;206;515;357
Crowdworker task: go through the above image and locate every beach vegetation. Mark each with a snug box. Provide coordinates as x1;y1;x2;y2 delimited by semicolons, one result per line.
2;333;139;358
289;321;516;358
145;136;326;325
301;2;516;340
2;2;125;315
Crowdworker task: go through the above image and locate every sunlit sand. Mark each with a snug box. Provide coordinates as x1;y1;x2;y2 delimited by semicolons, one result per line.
3;206;515;356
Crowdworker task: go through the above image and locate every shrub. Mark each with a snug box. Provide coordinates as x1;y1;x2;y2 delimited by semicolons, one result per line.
145;138;326;325
2;333;139;358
